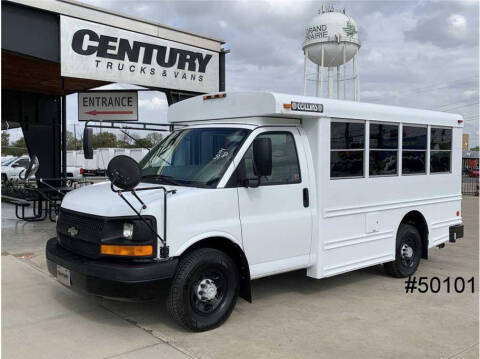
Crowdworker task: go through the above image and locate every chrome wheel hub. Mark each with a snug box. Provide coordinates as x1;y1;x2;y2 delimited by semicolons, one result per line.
196;278;217;301
401;243;413;259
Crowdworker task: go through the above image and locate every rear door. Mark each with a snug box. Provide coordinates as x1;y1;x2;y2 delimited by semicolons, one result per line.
229;127;313;277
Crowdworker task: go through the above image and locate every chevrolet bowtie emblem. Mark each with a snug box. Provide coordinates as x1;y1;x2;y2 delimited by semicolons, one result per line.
67;226;79;237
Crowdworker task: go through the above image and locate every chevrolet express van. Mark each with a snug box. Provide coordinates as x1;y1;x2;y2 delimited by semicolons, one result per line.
46;91;464;331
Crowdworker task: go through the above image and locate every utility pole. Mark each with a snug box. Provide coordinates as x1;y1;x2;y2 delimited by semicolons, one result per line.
73;124;77;150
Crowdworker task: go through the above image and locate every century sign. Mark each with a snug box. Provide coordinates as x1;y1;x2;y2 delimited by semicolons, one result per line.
61;16;219;93
78;91;138;121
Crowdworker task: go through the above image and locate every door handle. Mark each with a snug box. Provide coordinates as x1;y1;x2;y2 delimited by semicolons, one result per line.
303;188;309;208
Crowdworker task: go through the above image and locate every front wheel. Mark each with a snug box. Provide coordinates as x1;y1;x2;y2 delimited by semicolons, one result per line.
167;248;239;331
384;224;422;278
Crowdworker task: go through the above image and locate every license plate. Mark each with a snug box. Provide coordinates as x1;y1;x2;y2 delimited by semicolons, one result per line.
56;265;71;286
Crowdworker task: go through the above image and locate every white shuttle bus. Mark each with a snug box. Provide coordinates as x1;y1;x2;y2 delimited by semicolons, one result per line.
46;92;464;331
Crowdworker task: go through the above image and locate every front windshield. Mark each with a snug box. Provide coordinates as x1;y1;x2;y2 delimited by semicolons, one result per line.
139;127;250;188
2;158;17;166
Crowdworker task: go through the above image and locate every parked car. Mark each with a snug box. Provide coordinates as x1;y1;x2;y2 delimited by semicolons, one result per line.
468;166;479;177
1;156;30;181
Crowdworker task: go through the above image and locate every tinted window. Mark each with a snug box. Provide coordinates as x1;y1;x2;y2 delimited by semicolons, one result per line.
330;121;365;178
369;123;398;176
15;159;30;168
402;151;426;174
370;124;398;149
430;127;452;173
241;132;301;185
431;128;452;150
431;151;451;173
403;126;427;150
331;151;364;177
370;151;397;176
331;122;365;149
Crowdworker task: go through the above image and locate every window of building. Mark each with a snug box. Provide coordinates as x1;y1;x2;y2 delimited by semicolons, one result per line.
369;123;398;176
402;126;427;174
330;121;365;178
430;127;452;173
238;132;301;186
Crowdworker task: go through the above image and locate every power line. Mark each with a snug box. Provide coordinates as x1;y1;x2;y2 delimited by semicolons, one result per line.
437;102;479;112
362;79;477;102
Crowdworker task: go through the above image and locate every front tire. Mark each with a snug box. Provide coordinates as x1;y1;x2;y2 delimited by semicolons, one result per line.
167;248;239;331
384;224;422;278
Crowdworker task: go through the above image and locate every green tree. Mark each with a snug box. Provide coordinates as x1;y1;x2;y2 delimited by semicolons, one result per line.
128;132;164;149
144;132;163;146
1;131;10;148
470;146;479;151
92;131;117;149
3;137;28;156
66;131;79;150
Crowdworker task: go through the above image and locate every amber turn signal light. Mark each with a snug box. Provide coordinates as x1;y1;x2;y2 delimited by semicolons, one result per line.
100;245;153;256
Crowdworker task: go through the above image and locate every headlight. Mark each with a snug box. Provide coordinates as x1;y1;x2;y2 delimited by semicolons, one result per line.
123;222;134;239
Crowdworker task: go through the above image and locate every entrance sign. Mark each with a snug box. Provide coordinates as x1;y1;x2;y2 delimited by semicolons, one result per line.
78;91;138;121
61;16;220;93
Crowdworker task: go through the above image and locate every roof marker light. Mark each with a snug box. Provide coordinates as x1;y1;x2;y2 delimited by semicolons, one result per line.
203;93;227;100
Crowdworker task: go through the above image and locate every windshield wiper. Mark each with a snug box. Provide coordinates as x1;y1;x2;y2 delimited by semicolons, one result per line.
141;174;183;186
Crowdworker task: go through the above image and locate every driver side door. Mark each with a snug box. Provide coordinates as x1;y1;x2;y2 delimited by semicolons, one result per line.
227;128;313;278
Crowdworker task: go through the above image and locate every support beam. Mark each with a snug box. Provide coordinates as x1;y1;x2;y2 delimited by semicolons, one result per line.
327;67;333;98
336;66;340;99
320;46;324;97
303;50;308;96
61;94;66;179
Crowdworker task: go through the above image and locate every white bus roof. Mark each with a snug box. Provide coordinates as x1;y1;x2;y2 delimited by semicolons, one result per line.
168;91;463;128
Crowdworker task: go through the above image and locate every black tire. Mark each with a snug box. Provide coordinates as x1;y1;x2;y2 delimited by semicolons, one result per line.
167;248;239;331
1;174;7;182
384;224;423;278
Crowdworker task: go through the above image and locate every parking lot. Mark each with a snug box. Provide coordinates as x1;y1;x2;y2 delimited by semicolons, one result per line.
2;196;478;359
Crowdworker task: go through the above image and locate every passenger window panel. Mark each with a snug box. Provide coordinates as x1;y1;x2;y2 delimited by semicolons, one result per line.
430;127;452;173
369;123;399;176
402;126;427;174
330;121;365;178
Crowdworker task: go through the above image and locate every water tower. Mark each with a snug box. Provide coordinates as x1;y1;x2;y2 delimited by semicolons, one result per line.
302;5;361;100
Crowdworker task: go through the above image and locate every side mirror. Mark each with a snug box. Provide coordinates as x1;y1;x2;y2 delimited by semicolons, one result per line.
19;155;39;181
106;155;141;191
252;137;272;177
83;127;93;159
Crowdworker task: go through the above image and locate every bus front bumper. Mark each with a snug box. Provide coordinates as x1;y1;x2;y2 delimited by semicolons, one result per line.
45;238;178;300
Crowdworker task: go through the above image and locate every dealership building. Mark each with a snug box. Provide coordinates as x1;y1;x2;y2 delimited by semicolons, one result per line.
1;0;225;180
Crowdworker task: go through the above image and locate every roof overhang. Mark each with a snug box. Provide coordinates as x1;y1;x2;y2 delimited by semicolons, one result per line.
7;0;225;52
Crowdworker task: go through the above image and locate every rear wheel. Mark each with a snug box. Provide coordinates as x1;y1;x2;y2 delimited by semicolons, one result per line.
384;224;422;278
1;174;7;182
167;248;239;331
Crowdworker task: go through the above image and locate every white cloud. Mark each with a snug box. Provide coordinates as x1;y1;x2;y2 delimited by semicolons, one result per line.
447;14;467;38
138;96;168;111
219;20;228;29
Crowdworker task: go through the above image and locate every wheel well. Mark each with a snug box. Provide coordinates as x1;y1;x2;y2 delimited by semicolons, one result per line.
180;237;252;303
400;211;429;259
